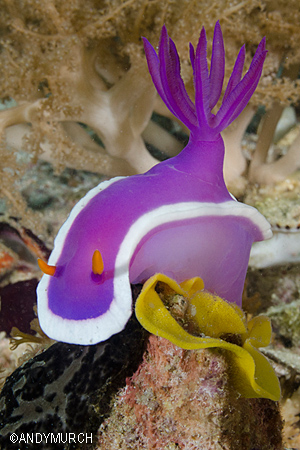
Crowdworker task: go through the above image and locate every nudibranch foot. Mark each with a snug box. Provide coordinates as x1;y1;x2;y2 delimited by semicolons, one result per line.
135;273;281;401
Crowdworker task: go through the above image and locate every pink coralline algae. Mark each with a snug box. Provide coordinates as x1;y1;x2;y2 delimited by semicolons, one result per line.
97;335;283;450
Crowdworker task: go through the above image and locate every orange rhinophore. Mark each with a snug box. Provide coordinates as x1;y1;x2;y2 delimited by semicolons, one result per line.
38;258;56;276
92;250;104;275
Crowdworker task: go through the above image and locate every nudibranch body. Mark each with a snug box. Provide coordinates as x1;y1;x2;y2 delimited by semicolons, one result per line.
37;22;271;345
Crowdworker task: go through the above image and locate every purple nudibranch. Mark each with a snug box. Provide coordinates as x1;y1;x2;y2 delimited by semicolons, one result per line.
37;22;271;345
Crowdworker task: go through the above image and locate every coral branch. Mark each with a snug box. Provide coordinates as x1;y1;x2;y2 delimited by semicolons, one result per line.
222;105;255;185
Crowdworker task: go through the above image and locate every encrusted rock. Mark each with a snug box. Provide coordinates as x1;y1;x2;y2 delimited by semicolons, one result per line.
97;334;283;450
